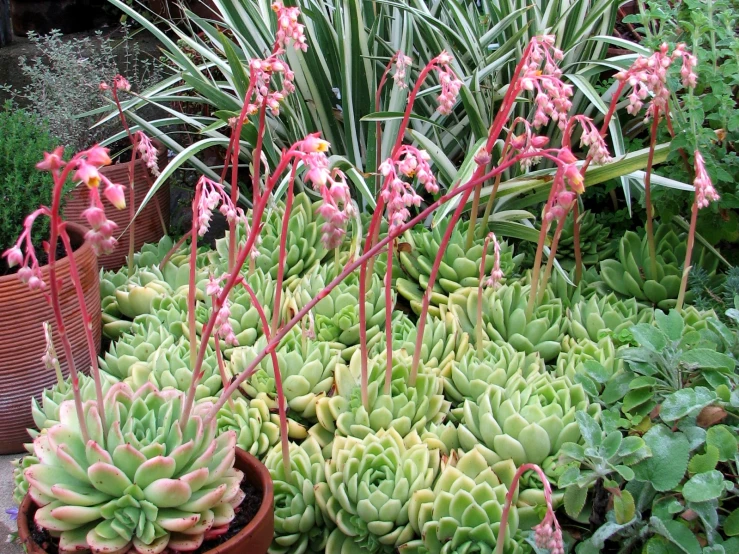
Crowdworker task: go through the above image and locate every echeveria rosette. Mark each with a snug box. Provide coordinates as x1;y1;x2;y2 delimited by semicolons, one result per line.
458;373;601;474
555;209;616;271
568;293;653;343
12;454;37;506
25;382;244;554
397;220;522;318
265;438;331;554
554;336;622;397
216;397;281;460
600;224;721;310
231;328;338;422
443;346;545;423
310;350;450;455
448;282;566;362
315;428;441;553
290;268;390;360
401;447;525;554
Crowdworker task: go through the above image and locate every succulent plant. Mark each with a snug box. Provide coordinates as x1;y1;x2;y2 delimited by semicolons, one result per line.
458;373;601;471
265;437;331;554
12;454;37;505
310;350;450;455
448;282;567;362
231;328;339;422
289;268;391;360
600;224;720;310
315;427;441;553
215;397;281;459
442;346;545;422
568;293;653;342
25;382;244;553
401;447;525;554
554;336;622;390
100;322;222;401
396;220;522;318
555;209;616;271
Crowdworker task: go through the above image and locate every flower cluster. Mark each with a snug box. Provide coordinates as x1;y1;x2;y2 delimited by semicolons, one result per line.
434;52;462;115
694;150;719;209
571;115;612;165
99;75;131;93
533;509;565;554
393;52;412;89
519;35;572;129
615;43;698;121
378;146;438;230
509;120;550;170
135;131;160;177
195;176;247;237
207;273;238;346
545;149;583;222
272;1;308;52
248;56;296;116
484;233;504;288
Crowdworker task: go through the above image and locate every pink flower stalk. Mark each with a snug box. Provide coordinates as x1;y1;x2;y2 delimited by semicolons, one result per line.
434;52;463;115
393;53;412;89
195;175;249;238
84;188;120;256
571;115;612;165
520;36;572;130
315;174;354;250
484;233;504;288
272;1;308;52
135;131;161;177
246;56;296;116
206;273;238;346
615;42;698;121
694;150;719;208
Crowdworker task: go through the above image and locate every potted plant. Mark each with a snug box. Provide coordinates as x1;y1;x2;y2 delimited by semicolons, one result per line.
0;106;101;455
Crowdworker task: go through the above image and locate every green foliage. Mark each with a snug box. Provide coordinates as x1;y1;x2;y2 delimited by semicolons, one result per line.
0;104;58;256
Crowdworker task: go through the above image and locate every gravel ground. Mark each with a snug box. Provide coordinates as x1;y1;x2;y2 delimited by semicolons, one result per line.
0;454;22;554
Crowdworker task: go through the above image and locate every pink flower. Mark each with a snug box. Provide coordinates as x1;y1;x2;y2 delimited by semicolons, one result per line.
86;146;112;166
571;115;611;165
533;510;565;554
36;147;65;172
135;132;160;177
694;150;719;209
507;121;550;170
3;246;23;268
484;233;504;289
99;82;109;91
272;2;308;52
315;173;355;250
114;75;131;92
104;183;127;210
301;133;330;153
519;36;572;130
82;206;107;229
436;65;462;115
75;162;102;189
393;53;412;89
248;55;298;116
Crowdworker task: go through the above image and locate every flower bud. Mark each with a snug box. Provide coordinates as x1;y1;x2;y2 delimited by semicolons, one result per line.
4;246;23;268
82;207;107;230
104;183;127;210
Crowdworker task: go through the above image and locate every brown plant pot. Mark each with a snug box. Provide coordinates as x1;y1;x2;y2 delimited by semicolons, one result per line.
0;222;100;455
17;448;275;554
62;152;170;271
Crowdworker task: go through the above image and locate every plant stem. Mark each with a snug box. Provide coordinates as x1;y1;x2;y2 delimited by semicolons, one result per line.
676;199;699;311
645;108;660;279
214;335;235;411
188;188;201;372
476;235;492;357
384;240;394;395
538;213;568;304
271;163;298;336
60;226;107;433
526;219;551;319
466;183;482;250
126;145;138;277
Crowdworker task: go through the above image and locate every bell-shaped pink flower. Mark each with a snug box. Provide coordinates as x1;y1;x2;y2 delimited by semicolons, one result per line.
3;246;23;268
36;147;65;172
75;162;102;189
104;183;127;210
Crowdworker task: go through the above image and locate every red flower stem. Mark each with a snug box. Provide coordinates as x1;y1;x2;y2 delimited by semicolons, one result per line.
538;212;568;304
271;163;299;335
375;55;396;192
496;463;555;554
188;187;202;371
476;235;492;357
60;226;107;432
384;240;394;395
205;147;562;421
526;211;553;319
645;107;660;278
238;278;290;478
47;161;90;442
213;334;234;411
159;233;190;271
676;199;698;311
127;143;138;277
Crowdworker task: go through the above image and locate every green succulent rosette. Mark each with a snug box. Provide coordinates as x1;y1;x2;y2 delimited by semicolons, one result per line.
396;219;522;318
215;397;281;459
401;447;525;554
12;454;37;506
265;437;332;554
100;322;221;401
555;209;616;271
568;293;653;342
442;345;545;422
310;350;450;455
289;267;391;360
600;224;721;310
25;382;244;554
231;328;339;422
315;428;441;553
554;336;622;393
458;373;601;471
448;282;566;362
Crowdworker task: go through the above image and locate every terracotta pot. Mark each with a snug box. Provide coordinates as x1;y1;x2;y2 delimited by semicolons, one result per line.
63;152;170;271
17;448;275;554
0;222;100;455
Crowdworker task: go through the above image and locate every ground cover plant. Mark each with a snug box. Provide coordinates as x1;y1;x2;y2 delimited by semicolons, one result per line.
4;1;739;554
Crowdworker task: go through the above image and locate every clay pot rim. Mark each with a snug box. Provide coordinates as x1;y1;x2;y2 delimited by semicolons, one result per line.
0;222;90;287
17;448;274;554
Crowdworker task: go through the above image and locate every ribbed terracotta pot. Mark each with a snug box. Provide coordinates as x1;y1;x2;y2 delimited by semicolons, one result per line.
17;449;275;554
62;152;170;271
0;222;100;455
